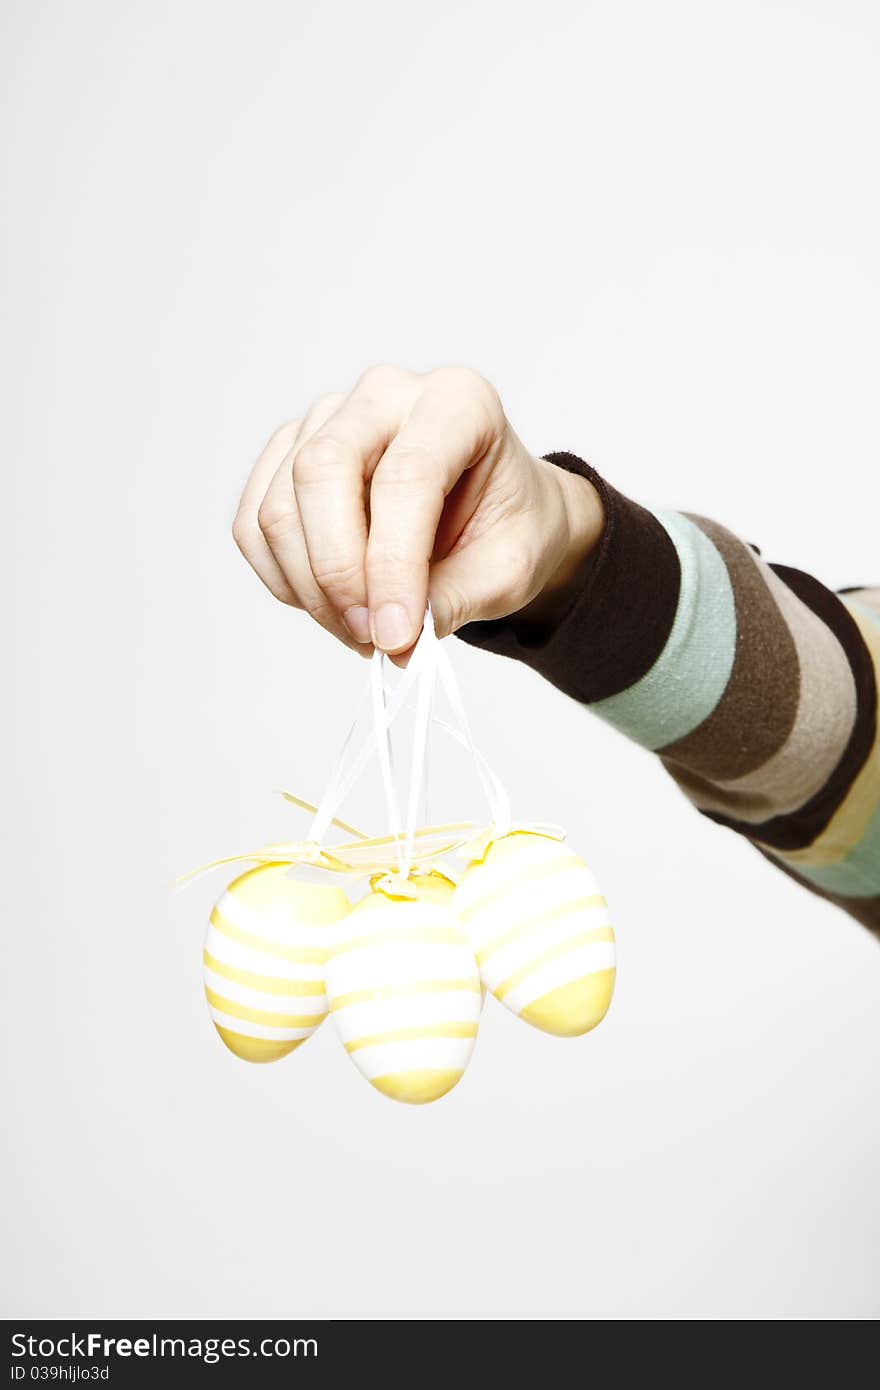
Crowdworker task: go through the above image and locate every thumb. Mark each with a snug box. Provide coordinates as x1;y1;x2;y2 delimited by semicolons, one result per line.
428;529;542;638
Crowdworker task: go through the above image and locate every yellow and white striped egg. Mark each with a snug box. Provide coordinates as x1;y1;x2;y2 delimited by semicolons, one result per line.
325;872;481;1104
203;864;350;1063
454;831;615;1037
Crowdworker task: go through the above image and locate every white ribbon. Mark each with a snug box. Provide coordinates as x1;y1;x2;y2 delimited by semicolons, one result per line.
399;608;452;879
306;635;429;846
433;639;511;835
371;643;404;876
306;605;512;883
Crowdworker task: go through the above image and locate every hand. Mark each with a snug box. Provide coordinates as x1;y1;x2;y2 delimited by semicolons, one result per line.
233;365;604;658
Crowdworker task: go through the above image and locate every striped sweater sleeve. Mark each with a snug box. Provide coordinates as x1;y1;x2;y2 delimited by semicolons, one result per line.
456;452;880;938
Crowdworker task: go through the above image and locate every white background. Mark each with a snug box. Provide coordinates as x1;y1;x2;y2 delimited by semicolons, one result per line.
3;0;879;1319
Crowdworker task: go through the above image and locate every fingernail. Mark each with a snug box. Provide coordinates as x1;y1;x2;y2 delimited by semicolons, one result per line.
373;602;412;652
343;605;371;644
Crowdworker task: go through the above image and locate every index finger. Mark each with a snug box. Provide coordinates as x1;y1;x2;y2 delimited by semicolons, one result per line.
366;371;503;653
290;368;416;635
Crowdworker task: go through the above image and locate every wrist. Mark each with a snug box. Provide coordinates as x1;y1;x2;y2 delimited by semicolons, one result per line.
551;462;605;591
520;459;605;626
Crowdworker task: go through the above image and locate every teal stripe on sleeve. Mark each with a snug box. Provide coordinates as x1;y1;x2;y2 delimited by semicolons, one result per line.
785;806;880;898
588;509;737;749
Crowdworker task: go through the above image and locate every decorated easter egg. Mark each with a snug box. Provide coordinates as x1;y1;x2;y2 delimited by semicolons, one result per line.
203;864;350;1063
325;872;481;1104
454;831;615;1037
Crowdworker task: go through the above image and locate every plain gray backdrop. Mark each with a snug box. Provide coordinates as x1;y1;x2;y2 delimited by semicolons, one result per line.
3;0;879;1319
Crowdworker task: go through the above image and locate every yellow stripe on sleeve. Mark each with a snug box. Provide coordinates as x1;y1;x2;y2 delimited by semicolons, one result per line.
766;603;880;868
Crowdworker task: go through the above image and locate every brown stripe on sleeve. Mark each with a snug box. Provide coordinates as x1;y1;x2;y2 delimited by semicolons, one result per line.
657;515;800;781
661;561;858;822
754;848;880;941
698;565;877;851
456;453;682;704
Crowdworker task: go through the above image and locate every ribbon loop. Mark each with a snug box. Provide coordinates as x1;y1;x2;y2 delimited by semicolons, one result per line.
181;604;514;890
307;603;513;883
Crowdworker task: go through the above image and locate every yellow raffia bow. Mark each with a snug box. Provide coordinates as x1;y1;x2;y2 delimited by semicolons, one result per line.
369;866;457;901
456;821;567;866
176;790;480;889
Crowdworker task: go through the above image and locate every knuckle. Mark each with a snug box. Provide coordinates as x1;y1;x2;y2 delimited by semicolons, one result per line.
231;509;256;553
304;594;342;630
442;580;472;633
265;419;301;451
267;582;299;608
370;542;422;570
428;366;504;448
357;362;407;394
301;394;344;435
257;497;296;539
471;377;504;433
434;365;501;410
368;545;426;585
375;444;439;490
310;553;363;595
292;434;352;484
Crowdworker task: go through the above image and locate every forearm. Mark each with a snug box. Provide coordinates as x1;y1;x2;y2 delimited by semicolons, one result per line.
457;453;880;936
